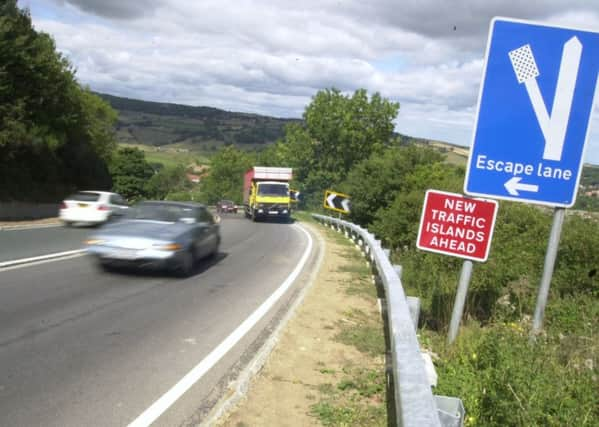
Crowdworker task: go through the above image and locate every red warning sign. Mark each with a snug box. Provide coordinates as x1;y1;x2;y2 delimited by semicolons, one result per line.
417;190;498;262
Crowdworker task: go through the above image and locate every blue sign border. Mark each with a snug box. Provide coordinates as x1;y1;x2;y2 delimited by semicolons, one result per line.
464;17;599;207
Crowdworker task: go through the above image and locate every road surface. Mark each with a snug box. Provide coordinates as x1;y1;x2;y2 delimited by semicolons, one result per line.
0;216;319;426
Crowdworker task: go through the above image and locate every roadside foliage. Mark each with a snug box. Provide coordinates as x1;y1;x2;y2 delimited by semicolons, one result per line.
4;2;597;420
200;87;599;426
0;1;116;202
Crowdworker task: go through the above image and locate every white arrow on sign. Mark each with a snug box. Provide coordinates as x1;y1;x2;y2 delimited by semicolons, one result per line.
509;36;582;161
325;192;351;213
504;176;539;195
341;199;351;212
326;193;337;209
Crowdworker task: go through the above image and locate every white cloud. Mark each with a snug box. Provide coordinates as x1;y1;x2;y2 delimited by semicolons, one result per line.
22;0;599;164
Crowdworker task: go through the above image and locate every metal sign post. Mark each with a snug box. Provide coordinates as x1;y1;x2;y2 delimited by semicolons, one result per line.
448;260;473;344
531;207;565;337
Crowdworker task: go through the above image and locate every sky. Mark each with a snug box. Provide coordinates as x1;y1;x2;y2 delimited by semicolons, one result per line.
20;0;599;165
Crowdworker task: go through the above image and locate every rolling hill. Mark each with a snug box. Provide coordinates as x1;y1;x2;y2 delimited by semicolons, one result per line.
96;93;300;151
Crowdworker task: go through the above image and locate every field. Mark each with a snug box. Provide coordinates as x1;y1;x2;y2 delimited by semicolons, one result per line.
415;140;470;166
119;142;211;168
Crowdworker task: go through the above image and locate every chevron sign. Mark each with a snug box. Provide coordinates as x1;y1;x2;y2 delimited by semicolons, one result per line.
323;190;351;214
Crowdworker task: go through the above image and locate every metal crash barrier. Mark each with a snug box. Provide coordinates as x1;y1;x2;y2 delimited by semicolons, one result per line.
312;214;464;427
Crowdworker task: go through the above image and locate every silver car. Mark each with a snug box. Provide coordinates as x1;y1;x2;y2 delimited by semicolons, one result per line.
86;201;220;277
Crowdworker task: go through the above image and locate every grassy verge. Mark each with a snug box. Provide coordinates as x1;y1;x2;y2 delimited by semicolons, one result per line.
308;225;387;426
291;210;317;224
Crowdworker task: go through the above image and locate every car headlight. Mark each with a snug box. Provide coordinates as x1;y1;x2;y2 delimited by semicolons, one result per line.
85;239;104;245
152;243;183;251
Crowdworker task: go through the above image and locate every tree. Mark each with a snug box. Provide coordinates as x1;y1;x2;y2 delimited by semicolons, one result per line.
343;144;445;227
269;88;399;208
76;88;118;163
0;1;77;149
304;88;399;176
200;146;254;204
145;165;190;200
0;1;118;201
109;148;154;201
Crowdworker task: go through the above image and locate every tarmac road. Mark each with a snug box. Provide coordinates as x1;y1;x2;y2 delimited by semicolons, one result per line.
0;216;320;426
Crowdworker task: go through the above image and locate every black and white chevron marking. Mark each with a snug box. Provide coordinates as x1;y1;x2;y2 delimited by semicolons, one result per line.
324;191;351;213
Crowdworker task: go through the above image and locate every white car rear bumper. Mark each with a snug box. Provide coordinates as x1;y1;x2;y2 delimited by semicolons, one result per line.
59;208;110;224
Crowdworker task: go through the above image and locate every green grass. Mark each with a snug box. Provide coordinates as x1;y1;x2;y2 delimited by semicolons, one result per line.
291;210;317;224
309;221;387;426
311;401;386;427
335;309;386;357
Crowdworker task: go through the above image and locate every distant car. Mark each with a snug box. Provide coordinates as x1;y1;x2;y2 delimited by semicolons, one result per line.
85;201;221;277
59;191;129;226
216;200;238;213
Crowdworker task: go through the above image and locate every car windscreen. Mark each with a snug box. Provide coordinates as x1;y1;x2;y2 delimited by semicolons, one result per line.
67;192;101;202
126;204;194;222
257;183;288;196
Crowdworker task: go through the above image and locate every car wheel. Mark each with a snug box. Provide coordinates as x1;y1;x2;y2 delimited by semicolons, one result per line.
175;249;194;278
63;221;73;227
97;259;113;273
208;236;220;259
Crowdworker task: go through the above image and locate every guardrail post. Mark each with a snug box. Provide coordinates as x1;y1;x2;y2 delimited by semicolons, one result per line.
393;264;403;279
406;296;421;332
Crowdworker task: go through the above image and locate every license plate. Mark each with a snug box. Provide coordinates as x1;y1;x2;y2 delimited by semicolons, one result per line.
268;210;279;214
78;203;89;208
111;249;138;260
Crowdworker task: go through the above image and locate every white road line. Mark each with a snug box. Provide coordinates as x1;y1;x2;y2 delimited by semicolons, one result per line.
0;250;86;270
0;223;61;231
127;224;314;427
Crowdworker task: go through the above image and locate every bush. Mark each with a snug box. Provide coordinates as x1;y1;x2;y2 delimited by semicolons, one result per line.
433;325;598;426
553;214;599;297
164;189;205;203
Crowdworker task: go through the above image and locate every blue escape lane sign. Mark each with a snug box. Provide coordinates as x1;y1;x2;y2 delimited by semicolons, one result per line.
464;17;599;207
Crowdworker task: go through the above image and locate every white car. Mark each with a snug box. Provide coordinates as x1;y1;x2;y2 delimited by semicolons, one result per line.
59;191;129;226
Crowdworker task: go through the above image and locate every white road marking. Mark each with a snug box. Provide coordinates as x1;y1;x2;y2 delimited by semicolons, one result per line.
0;250;86;270
0;223;61;231
127;224;314;427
